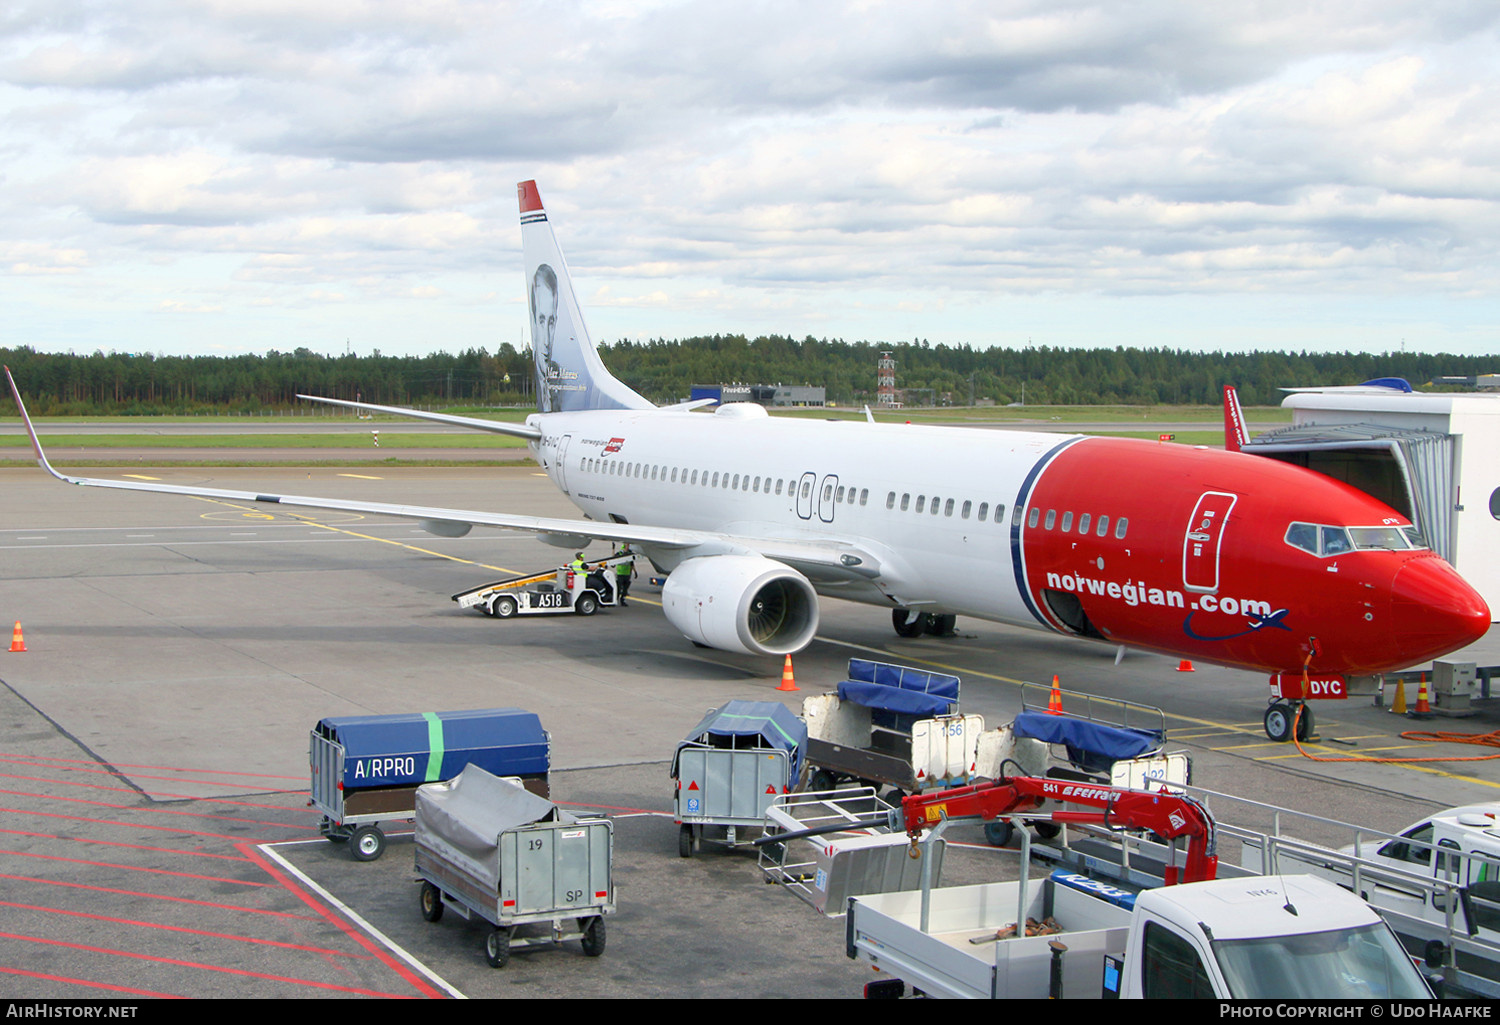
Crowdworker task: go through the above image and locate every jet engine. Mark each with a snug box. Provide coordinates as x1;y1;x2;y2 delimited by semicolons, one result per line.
661;555;820;656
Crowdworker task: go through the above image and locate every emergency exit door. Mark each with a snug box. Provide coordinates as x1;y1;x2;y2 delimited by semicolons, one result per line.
1182;491;1237;593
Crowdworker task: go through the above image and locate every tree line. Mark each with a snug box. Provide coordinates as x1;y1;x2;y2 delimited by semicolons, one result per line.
3;339;1496;415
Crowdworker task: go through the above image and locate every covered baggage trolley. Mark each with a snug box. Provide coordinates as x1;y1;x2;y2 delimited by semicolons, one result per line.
672;700;807;857
415;766;614;968
802;659;973;799
309;707;550;861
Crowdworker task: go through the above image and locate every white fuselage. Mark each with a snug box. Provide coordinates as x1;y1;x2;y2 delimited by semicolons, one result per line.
527;403;1074;631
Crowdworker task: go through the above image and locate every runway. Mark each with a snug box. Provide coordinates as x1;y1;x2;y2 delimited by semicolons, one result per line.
3;465;1498;998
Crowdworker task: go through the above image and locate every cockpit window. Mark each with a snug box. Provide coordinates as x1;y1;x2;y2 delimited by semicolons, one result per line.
1286;522;1424;557
1349;527;1420;551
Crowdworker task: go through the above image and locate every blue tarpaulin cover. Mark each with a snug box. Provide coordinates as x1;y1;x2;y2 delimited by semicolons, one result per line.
673;700;807;780
1012;711;1162;773
838;659;961;724
316;708;550;791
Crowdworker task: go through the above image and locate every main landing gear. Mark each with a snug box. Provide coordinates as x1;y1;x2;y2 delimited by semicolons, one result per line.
1263;700;1314;743
892;609;957;638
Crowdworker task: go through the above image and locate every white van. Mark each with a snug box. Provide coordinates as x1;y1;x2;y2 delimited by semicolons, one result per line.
1344;804;1500;938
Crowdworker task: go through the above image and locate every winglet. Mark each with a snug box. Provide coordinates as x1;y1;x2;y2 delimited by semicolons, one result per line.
4;366;72;483
1223;385;1248;453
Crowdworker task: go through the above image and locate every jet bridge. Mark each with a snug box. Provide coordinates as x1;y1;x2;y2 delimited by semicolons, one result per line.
1243;389;1500;617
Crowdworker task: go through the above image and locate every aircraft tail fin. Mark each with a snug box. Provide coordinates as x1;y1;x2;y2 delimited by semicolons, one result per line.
518;181;654;414
1223;385;1248;453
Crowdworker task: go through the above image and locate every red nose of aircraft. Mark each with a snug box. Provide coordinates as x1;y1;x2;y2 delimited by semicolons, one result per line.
1386;556;1491;667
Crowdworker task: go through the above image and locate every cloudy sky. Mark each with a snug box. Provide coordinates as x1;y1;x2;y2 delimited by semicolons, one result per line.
3;0;1499;358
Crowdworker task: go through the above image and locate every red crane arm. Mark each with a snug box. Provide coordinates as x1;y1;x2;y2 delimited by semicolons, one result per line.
899;776;1219;884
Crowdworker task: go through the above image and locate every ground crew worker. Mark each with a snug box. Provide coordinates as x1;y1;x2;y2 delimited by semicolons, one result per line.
569;552;587;591
613;545;636;606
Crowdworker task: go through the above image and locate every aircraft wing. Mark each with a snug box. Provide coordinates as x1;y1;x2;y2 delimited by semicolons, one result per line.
6;368;879;576
295;394;542;440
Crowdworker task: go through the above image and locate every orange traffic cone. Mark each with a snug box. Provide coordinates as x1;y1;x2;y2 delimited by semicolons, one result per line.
777;654;799;692
9;621;26;653
1047;675;1063;714
1390;676;1407;715
1177;659;1195;672
1409;673;1433;720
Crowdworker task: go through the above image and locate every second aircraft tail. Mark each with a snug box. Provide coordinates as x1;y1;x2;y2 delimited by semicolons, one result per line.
518;181;654;414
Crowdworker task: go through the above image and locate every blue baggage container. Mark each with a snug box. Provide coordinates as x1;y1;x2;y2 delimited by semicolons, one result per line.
310;707;551;861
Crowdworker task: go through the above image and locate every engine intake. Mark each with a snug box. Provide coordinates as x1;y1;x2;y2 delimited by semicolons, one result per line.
661;555;819;656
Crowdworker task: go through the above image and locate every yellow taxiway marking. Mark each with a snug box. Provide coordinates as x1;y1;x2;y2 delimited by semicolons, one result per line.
338;473;383;480
122;474;161;480
187;496;518;574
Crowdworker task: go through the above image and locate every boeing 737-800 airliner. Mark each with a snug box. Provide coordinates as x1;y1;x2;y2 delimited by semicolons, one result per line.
6;180;1490;741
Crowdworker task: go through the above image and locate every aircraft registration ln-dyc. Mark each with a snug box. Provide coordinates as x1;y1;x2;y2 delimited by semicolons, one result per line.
6;181;1490;742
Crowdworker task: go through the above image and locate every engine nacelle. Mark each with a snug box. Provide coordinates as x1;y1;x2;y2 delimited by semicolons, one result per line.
661;555;820;656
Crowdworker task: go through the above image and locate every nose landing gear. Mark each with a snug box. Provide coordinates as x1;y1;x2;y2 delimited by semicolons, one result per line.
1263;700;1315;743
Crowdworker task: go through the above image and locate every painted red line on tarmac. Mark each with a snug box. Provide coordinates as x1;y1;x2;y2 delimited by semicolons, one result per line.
0;827;251;862
0;873;321;921
7;806;281;843
0;931;414;998
240;842;444;999
0;901;377;961
559;799;669;815
0;751;303;782
0;847;270;887
0;791;319;833
0;770;317;813
0;964;181;999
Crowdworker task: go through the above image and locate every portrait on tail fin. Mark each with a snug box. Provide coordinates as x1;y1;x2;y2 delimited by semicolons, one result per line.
530;262;561;413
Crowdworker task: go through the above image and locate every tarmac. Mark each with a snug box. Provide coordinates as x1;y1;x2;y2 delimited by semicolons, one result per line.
2;464;1499;1000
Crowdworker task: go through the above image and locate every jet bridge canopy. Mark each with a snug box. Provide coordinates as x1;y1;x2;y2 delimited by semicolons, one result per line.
1244;423;1453;560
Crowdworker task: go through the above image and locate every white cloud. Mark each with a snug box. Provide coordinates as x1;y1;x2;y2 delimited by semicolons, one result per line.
0;1;1498;355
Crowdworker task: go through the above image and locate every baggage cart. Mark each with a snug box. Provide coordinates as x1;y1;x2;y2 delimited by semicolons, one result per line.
452;553;636;618
415;765;614;969
309;707;550;861
802;659;976;799
672;700;807;857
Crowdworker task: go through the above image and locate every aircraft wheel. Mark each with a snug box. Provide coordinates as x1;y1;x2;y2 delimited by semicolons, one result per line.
1263;702;1293;743
1294;702;1315;741
892;609;930;638
492;595;518;619
925;614;957;637
574;593;598;616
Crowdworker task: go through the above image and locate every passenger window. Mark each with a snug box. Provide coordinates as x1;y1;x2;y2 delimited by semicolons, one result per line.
887;492;896;509
978;502;988;521
860;489;868;505
801;480;812;499
1044;510;1056;530
916;496;926;513
776;479;783;495
901;493;910;511
1078;513;1090;534
961;500;972;519
712;472;719;487
823;483;833;502
1060;511;1072;532
944;498;954;516
931;496;940;516
1028;507;1039;528
1096;515;1108;537
995;504;1006;523
836;486;845;503
1115;518;1128;539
